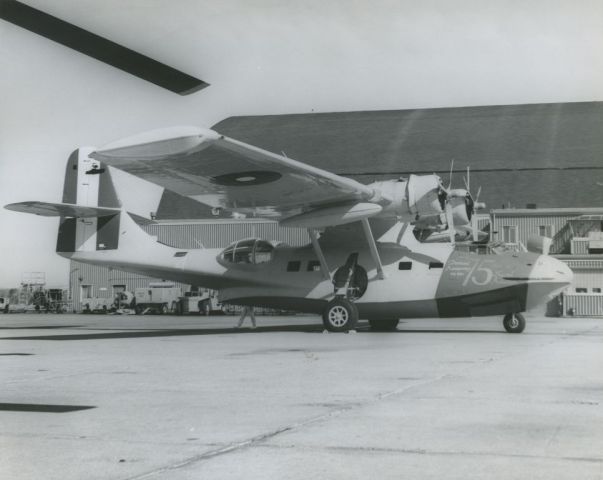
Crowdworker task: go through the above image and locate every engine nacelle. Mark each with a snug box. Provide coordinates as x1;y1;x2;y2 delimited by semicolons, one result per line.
449;195;470;225
370;174;445;222
407;174;445;218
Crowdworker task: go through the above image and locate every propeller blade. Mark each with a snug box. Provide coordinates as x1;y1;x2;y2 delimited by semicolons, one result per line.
471;211;478;242
0;0;209;95
475;185;482;203
447;159;454;189
466;166;470;192
445;202;455;245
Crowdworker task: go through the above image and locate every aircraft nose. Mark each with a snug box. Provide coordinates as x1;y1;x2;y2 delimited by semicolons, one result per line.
530;255;573;286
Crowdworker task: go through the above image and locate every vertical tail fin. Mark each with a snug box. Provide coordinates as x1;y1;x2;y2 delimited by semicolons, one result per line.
56;148;121;253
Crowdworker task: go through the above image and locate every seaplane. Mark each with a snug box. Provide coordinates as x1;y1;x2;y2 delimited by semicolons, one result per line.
5;126;572;332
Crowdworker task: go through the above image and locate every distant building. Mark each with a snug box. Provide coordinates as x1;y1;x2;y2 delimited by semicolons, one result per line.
491;208;603;317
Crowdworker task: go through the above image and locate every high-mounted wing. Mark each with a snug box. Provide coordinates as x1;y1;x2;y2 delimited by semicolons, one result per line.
91;126;383;222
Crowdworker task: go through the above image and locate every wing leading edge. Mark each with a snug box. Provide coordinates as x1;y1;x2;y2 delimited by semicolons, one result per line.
91;126;385;222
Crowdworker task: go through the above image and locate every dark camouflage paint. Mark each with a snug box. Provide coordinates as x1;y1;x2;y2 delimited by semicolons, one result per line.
434;250;540;317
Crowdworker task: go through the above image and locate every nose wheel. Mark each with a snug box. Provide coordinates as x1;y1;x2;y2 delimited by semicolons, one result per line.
322;298;358;332
503;312;525;333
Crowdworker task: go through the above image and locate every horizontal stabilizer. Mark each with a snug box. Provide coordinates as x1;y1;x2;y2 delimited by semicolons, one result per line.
5;201;120;218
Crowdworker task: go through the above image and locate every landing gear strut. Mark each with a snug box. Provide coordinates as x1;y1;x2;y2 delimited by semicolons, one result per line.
322;253;362;332
322;298;358;332
503;312;525;333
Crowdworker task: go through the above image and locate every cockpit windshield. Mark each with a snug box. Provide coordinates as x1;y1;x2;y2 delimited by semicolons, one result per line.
221;238;275;264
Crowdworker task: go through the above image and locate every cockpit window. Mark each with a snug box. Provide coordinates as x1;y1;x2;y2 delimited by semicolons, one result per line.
221;238;275;264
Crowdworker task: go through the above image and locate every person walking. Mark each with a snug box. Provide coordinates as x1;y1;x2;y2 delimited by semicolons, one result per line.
236;305;257;329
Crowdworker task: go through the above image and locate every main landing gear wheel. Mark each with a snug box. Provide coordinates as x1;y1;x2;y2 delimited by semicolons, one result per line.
322;298;358;332
368;318;400;331
503;312;526;333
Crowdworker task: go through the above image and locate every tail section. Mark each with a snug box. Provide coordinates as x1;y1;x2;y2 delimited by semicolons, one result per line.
6;146;215;256
6;147;164;255
54;147;120;253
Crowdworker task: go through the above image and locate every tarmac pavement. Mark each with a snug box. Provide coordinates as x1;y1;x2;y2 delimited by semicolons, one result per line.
1;312;602;479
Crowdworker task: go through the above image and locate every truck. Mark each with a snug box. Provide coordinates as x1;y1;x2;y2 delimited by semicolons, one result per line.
134;283;182;314
179;289;222;315
0;297;8;313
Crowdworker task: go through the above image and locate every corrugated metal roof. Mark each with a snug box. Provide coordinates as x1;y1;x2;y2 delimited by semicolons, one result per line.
212;101;603;210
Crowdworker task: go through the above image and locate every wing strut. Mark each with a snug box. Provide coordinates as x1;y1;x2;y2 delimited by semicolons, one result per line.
308;229;331;281
361;219;386;279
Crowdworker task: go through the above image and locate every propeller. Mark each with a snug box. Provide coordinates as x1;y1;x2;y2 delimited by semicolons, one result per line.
444;201;456;245
0;0;209;95
437;164;487;245
463;166;486;242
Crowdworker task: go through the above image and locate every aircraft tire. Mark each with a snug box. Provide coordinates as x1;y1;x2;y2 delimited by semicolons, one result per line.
322;298;358;332
503;312;525;333
368;318;399;331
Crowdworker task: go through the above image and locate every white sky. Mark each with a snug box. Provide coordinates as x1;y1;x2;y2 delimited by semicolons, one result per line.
1;0;602;287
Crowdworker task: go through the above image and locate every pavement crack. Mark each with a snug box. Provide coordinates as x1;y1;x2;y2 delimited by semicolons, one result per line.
123;369;482;479
123;407;351;480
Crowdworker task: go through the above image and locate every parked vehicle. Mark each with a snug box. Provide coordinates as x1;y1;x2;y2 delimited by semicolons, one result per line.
0;297;8;313
134;283;182;314
179;289;222;315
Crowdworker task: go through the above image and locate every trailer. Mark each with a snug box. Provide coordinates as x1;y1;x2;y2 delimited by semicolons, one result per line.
134;283;182;314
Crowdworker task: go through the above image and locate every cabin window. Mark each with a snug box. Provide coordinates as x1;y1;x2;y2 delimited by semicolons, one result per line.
398;261;412;270
503;225;518;244
221;238;275;264
174;251;188;257
254;241;274;264
287;261;301;272
307;260;321;272
429;262;444;269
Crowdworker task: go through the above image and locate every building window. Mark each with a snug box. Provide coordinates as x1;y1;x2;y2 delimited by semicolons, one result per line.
307;260;321;272
539;225;554;238
503;225;518;244
575;288;587;293
593;288;602;293
287;261;301;272
398;261;412;270
81;285;93;299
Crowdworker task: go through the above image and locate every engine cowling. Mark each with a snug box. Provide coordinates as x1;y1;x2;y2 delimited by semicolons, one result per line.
407;174;445;219
370;174;445;222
